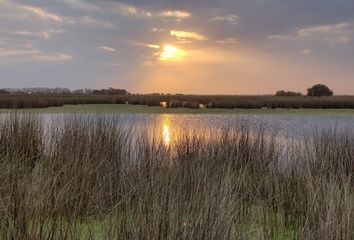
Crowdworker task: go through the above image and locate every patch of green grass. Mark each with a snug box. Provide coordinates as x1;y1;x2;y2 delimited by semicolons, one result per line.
1;104;354;115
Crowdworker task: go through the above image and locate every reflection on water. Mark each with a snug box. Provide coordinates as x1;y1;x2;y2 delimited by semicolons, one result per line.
162;115;171;145
25;113;354;145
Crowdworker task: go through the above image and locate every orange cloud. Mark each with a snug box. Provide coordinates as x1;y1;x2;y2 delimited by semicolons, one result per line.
100;46;117;52
159;11;191;18
22;6;63;22
170;30;207;41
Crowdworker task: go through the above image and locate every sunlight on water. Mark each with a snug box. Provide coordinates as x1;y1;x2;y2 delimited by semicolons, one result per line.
162;115;171;145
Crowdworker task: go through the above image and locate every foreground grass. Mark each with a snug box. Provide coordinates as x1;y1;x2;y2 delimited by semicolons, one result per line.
1;104;354;115
0;114;353;239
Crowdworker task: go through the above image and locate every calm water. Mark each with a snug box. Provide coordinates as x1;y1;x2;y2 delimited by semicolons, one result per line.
44;113;354;145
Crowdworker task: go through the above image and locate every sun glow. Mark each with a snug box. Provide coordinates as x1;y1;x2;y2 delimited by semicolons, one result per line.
159;45;187;61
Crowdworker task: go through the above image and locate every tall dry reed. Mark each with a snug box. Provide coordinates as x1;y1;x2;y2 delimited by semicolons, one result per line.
0;114;353;239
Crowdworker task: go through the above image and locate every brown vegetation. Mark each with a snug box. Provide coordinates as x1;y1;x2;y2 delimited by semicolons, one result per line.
0;94;354;110
0;114;353;239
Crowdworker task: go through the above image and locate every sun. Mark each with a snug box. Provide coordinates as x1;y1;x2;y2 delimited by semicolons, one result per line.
159;45;187;61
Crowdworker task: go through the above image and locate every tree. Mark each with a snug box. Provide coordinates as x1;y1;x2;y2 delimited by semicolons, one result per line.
307;84;333;97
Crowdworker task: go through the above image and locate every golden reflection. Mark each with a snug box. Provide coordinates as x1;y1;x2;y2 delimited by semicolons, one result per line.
160;101;167;108
162;115;171;145
159;45;187;61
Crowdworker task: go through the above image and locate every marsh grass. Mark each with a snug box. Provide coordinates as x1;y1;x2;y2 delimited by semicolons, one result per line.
1;94;354;110
0;114;353;239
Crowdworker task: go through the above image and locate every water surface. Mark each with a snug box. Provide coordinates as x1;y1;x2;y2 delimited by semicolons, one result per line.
43;113;354;145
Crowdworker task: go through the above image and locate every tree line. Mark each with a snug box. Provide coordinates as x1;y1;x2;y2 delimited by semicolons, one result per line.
276;84;334;97
1;84;336;97
0;87;130;95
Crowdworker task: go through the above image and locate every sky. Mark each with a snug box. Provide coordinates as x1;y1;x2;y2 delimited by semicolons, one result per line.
0;0;354;94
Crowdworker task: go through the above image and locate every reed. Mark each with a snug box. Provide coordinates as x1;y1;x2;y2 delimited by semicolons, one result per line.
1;94;354;109
0;114;353;239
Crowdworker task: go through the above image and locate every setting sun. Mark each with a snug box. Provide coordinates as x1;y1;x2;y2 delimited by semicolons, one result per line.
159;45;187;61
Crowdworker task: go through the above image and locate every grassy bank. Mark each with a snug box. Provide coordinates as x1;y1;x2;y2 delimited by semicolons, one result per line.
1;104;354;115
0;114;354;239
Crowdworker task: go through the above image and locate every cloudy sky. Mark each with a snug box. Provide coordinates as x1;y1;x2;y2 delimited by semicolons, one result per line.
1;0;354;94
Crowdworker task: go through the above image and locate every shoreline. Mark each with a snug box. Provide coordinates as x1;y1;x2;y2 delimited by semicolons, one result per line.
1;104;354;115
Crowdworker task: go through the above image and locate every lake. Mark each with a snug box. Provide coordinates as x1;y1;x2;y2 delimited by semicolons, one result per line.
42;113;354;147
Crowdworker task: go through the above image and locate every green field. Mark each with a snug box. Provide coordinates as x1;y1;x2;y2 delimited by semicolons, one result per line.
1;104;354;115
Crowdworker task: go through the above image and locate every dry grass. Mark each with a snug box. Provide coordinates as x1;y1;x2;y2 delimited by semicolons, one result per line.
1;94;354;109
0;114;353;239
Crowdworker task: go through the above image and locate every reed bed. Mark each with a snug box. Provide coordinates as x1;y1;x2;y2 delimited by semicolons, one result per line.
1;94;354;109
0;114;353;239
0;95;126;109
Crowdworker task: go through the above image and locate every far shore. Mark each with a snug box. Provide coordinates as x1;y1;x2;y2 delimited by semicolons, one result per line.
1;104;354;115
